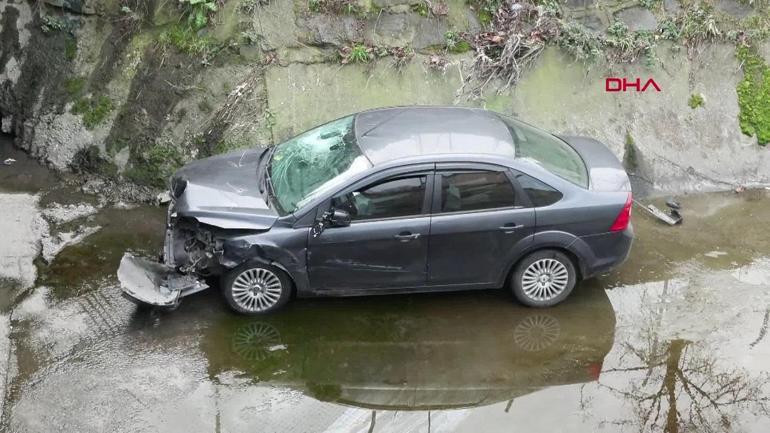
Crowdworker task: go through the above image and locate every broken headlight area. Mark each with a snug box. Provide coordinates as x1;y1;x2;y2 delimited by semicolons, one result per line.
118;217;229;308
165;217;225;275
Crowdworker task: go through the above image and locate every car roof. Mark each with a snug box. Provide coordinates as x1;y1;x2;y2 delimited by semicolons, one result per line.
354;106;515;165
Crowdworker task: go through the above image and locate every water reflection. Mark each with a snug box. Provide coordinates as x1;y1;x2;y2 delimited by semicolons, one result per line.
597;338;769;433
203;288;616;410
581;264;770;433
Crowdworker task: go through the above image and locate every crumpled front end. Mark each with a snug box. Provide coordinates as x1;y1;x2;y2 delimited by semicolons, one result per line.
118;196;223;306
118;253;209;307
118;148;279;307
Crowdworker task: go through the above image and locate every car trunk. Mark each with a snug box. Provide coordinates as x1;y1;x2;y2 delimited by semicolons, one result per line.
559;136;631;193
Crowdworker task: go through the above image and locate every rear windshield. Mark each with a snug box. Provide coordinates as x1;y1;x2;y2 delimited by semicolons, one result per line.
499;116;589;188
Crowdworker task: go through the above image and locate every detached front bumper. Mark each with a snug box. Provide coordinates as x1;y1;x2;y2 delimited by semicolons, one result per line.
117;253;209;307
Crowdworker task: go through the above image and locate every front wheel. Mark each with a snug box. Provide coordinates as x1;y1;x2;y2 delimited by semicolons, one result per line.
511;250;577;308
222;263;291;315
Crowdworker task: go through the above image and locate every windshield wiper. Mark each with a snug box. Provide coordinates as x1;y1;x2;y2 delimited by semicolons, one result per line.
258;147;277;194
264;165;276;203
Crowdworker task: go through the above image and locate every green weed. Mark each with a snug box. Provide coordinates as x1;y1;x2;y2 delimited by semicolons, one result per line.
64;77;86;97
179;0;218;30
340;43;372;64
72;95;114;129
688;93;705;109
159;24;217;55
736;46;770;145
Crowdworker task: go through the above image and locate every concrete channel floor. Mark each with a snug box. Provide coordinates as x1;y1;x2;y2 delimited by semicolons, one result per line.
1;137;770;432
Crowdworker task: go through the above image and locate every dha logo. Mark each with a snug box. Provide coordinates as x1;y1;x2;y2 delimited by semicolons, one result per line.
605;77;661;92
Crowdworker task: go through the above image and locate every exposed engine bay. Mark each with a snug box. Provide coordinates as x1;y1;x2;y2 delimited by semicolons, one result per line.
163;214;225;274
118;203;227;307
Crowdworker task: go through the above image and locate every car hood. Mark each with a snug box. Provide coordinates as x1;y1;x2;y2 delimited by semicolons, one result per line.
171;147;280;230
559;136;631;192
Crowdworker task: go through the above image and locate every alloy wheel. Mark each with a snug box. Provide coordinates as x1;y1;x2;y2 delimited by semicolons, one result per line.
231;267;283;313
521;258;569;301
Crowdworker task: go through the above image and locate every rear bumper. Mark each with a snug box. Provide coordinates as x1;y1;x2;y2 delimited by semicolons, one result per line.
579;224;634;278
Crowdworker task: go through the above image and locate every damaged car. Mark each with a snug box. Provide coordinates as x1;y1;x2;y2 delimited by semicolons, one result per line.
118;106;633;315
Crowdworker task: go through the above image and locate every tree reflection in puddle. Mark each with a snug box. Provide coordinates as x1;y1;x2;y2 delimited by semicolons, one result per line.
587;261;770;433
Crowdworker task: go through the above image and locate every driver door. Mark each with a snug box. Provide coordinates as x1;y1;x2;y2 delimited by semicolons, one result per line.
308;170;434;292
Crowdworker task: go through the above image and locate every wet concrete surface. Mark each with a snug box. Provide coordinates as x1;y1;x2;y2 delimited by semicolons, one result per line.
2;135;770;432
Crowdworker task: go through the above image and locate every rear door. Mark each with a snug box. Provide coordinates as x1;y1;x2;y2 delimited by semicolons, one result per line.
308;168;434;291
428;164;535;286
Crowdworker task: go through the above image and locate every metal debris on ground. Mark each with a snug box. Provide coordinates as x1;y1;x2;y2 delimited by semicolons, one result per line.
633;198;683;225
3;158;16;165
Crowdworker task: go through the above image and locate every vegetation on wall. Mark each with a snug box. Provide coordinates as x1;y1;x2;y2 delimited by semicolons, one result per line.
390;46;415;70
736;45;770;145
72;95;114;129
339;43;373;64
158;0;222;56
125;144;185;187
25;0;770;192
688;93;705;109
180;0;219;29
40;15;67;33
623;131;638;172
308;0;361;15
445;31;472;53
159;25;217;55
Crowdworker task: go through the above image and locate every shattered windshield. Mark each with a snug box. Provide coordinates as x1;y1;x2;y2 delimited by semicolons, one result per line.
268;115;372;214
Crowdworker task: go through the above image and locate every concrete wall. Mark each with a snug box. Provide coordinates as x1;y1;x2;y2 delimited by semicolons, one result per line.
1;0;768;195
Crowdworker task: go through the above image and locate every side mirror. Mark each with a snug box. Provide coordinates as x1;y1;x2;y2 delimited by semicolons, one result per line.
329;209;351;227
311;208;351;238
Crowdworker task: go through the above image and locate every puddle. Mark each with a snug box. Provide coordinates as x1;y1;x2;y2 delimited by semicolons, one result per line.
2;133;770;432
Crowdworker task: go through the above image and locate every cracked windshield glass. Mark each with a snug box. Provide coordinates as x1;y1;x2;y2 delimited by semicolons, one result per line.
269;115;372;213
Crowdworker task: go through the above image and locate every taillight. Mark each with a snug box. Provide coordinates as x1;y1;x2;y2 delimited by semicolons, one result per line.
586;361;603;380
609;192;632;232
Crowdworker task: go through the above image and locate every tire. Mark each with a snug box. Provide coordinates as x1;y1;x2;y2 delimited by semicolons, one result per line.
221;262;292;315
511;249;577;308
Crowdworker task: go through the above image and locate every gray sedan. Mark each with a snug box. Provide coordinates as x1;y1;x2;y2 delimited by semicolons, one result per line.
118;106;633;314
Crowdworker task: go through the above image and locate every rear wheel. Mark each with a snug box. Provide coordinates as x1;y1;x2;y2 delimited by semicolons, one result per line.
511;249;577;308
222;263;291;315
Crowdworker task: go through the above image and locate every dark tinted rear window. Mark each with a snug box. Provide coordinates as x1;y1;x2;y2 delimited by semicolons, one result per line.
516;173;563;207
440;171;517;212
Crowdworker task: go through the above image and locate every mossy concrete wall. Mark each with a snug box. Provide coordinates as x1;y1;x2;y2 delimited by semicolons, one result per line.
264;43;770;193
1;0;769;195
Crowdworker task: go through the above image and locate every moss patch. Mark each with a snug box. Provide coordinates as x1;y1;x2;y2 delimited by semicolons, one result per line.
688;93;704;109
64;37;77;61
736;46;770;145
72;95;114;129
125;143;184;188
623;131;638;172
159;24;218;55
63;76;86;97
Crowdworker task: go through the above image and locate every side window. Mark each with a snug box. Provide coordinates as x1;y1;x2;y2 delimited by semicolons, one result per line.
440;171;517;213
333;176;427;221
515;173;563;207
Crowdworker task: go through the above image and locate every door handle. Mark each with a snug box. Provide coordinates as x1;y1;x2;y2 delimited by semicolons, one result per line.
394;232;420;242
498;223;522;233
